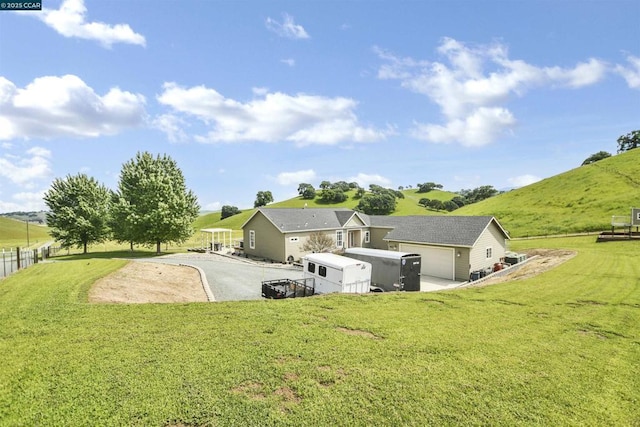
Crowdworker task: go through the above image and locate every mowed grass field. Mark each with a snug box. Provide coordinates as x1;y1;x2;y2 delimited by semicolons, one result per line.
0;236;638;425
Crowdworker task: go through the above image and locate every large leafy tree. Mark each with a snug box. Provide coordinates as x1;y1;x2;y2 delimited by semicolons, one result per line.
458;185;499;204
617;130;640;153
254;191;274;208
112;152;200;254
44;173;111;254
220;205;241;220
581;151;611;165
416;182;443;193
297;183;316;200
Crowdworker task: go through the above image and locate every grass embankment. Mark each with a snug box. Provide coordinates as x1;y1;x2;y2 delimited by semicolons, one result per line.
0;236;638;425
0;217;51;250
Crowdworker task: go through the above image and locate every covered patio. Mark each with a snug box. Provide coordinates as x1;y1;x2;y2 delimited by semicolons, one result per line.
200;228;233;252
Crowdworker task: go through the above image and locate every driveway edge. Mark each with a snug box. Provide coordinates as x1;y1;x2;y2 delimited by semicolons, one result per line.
180;263;216;302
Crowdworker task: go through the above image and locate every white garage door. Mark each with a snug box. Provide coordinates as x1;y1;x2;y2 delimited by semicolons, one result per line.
400;244;454;280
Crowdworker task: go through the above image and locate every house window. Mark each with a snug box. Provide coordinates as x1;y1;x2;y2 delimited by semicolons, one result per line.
364;231;370;243
249;230;255;249
486;247;492;259
289;237;299;243
336;230;343;248
307;262;315;273
319;265;327;277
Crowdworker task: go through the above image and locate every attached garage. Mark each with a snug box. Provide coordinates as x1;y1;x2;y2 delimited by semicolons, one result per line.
400;244;454;280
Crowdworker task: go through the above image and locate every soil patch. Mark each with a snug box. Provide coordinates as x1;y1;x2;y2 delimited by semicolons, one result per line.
88;261;208;304
468;249;577;287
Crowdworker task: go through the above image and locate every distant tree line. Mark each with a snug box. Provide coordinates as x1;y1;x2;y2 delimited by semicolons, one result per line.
44;152;200;254
418;185;499;212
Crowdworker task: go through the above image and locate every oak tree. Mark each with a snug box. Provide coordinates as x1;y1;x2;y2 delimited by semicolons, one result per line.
112;152;200;254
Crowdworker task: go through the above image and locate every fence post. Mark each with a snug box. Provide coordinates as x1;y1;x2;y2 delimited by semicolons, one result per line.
34;249;38;264
16;246;21;270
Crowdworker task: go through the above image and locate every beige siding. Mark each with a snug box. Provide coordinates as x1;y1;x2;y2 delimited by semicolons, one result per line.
469;222;508;273
369;227;392;249
344;215;366;227
455;248;471;281
243;213;286;262
284;230;337;263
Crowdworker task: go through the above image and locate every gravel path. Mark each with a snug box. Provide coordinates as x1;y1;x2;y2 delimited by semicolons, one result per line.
138;253;304;301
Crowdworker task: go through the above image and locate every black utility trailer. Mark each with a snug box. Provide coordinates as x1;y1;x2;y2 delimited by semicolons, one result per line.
261;278;315;299
343;248;422;291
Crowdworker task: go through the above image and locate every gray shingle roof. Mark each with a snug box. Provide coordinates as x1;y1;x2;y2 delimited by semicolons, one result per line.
370;215;501;247
253;208;508;246
257;208;358;232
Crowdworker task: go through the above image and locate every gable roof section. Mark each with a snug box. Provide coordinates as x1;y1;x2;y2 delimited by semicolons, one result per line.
244;208;366;233
370;215;509;247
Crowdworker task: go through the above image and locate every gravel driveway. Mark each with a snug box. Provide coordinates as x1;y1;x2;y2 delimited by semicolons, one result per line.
139;253;303;301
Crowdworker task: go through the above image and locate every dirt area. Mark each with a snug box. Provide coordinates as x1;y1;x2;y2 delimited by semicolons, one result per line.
88;261;208;304
467;249;577;287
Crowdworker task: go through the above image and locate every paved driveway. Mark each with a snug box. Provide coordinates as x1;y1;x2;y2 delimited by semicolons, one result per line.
138;253;303;301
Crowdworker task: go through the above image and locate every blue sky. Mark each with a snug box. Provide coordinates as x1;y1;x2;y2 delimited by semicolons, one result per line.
1;0;638;213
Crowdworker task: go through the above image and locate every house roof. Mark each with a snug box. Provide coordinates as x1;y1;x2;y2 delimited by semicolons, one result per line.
243;208;362;232
370;215;509;247
243;208;509;247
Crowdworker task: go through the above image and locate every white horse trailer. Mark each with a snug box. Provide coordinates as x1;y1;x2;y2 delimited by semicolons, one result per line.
303;253;372;294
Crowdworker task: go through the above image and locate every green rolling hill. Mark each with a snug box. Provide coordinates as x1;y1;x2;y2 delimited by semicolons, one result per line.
0;217;52;249
194;149;639;238
455;149;640;237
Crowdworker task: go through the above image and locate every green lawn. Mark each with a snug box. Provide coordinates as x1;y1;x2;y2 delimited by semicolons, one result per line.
0;236;637;425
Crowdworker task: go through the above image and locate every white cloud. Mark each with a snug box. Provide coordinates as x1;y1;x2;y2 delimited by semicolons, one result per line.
615;55;640;89
152;114;189;143
411;107;515;147
276;169;316;186
0;190;48;213
347;173;392;188
508;174;541;188
0;75;146;140
0;146;52;187
26;0;146;48
377;38;608;146
281;58;296;67
156;83;387;146
252;87;269;96
265;13;309;39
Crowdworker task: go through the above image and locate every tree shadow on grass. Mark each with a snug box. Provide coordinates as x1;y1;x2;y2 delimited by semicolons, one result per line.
52;250;171;261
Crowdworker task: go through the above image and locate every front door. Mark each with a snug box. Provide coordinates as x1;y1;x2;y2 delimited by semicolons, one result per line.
348;230;361;248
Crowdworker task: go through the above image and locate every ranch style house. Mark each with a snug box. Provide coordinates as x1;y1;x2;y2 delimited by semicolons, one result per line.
241;208;510;282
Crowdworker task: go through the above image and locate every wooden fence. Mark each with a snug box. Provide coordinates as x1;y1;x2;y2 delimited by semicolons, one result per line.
0;245;60;279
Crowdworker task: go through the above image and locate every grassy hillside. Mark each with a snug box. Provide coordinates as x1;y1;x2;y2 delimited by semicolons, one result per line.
456;149;640;237
194;150;640;238
0;236;638;425
0;216;51;249
194;188;458;232
393;189;458;216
